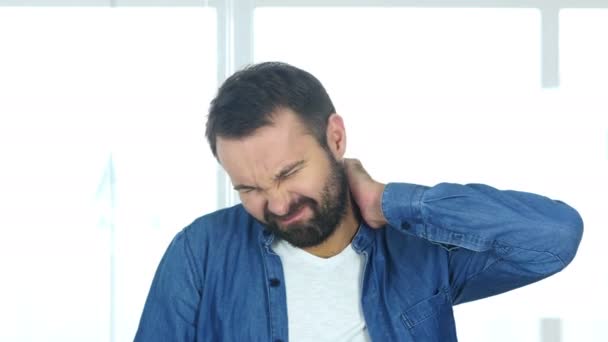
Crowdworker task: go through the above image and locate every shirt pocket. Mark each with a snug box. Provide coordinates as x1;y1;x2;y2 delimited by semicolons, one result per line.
400;288;458;341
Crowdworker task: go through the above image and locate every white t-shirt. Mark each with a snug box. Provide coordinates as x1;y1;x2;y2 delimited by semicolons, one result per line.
272;239;372;342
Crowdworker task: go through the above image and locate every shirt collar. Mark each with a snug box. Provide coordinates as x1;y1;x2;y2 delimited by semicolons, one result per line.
351;223;375;252
256;220;275;247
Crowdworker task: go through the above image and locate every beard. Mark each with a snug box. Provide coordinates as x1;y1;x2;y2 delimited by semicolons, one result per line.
263;154;349;248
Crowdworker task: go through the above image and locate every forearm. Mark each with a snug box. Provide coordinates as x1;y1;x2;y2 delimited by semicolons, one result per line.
381;182;583;278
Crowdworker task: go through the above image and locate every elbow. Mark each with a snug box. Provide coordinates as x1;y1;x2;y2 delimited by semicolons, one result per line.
518;217;583;279
556;208;584;268
529;206;584;276
539;201;584;273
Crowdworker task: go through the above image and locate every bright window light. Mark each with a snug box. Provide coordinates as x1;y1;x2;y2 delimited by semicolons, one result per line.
0;8;217;342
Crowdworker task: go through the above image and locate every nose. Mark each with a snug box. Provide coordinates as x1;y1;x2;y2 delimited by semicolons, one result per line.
266;189;292;217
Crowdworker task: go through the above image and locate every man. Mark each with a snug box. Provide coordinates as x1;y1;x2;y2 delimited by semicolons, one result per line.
135;62;583;341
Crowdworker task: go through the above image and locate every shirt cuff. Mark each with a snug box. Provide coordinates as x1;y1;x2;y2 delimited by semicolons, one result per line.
381;182;427;227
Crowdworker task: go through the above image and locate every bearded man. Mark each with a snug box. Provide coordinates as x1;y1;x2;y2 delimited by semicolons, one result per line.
135;62;583;342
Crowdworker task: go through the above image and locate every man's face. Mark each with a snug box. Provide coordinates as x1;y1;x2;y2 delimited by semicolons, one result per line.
216;108;348;248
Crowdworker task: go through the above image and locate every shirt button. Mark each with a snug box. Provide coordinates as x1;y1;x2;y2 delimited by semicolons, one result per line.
269;278;281;287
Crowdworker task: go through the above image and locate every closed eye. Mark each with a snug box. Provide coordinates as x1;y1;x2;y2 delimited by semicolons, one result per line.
278;168;300;180
276;167;304;188
234;185;258;194
274;160;306;182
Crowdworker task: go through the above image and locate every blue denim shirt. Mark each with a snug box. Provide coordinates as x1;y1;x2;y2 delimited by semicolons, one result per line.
135;182;583;341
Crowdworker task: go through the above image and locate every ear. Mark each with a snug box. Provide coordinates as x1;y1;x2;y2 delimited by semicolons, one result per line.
326;114;347;160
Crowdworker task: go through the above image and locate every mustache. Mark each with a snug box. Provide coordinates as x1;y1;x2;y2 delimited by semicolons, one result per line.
264;196;318;222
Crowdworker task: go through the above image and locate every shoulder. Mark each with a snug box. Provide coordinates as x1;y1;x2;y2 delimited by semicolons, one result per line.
180;204;261;250
173;205;264;282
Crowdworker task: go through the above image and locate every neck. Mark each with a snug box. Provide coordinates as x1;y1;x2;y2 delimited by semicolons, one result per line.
303;193;360;258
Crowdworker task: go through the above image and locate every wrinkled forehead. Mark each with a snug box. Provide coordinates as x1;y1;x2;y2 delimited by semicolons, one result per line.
215;111;317;182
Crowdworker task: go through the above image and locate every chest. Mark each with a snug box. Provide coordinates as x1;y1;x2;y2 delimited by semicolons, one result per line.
197;239;458;341
276;243;370;341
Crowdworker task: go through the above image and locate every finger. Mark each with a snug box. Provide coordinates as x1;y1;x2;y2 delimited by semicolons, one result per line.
345;158;369;178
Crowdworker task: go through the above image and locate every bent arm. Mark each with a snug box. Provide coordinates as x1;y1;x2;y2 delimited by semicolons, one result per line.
382;182;583;305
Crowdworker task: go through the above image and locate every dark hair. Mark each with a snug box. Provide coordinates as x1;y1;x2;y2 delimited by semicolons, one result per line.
206;62;336;157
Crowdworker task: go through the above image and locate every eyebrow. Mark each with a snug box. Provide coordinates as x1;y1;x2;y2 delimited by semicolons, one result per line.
232;160;306;191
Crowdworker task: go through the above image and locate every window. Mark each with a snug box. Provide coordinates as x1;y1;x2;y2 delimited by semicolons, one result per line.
0;8;217;342
255;7;541;184
1;2;606;342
